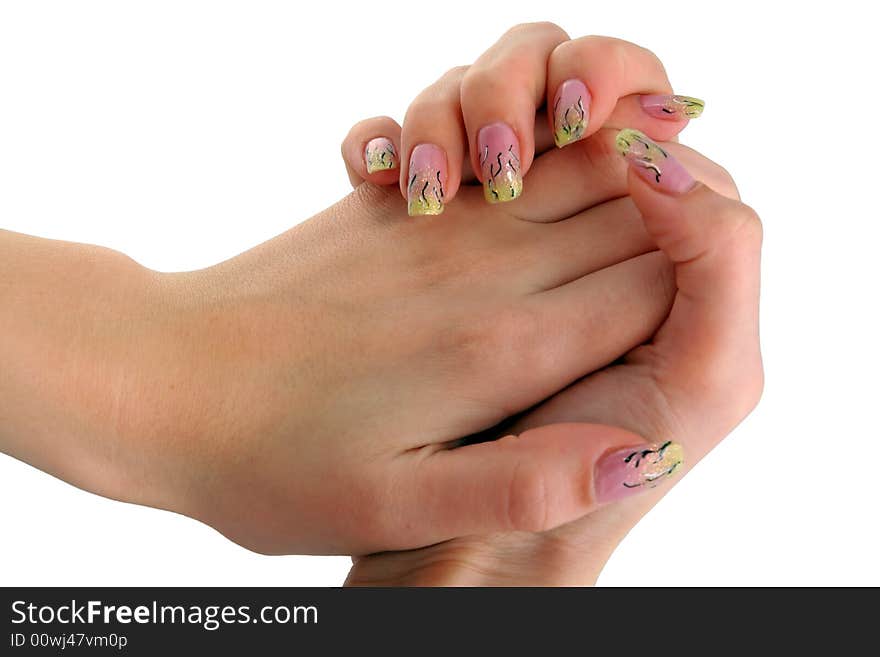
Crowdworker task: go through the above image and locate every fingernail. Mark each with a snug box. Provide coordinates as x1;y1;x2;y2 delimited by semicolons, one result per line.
639;94;705;120
477;122;523;204
595;441;684;504
407;144;446;216
364;137;399;173
615;128;696;194
553;79;591;147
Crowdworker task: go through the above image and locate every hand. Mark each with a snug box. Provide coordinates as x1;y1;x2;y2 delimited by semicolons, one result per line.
342;24;703;214
0;128;680;557
346;135;762;585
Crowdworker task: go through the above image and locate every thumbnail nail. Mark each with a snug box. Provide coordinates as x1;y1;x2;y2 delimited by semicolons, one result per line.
615;128;696;194
595;441;685;504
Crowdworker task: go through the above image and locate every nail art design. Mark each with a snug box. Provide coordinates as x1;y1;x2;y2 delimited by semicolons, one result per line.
553;79;591;147
640;94;705;120
596;441;684;504
615;128;696;194
407;144;446;216
364;137;399;173
477;122;523;204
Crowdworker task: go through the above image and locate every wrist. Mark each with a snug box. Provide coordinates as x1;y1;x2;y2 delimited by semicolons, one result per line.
0;234;183;510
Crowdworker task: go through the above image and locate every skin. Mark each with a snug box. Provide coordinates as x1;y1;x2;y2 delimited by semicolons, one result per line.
0;123;708;557
344;28;690;198
0;23;762;581
340;24;763;585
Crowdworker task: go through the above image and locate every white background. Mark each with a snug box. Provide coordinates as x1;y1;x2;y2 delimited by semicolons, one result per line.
1;1;876;586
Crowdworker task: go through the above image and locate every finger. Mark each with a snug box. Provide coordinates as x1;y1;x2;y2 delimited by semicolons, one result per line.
547;36;702;149
459;108;553;184
399;66;469;216
603;93;704;139
512;127;734;222
443;251;674;416
518;250;675;403
400;422;682;541
460;22;570;204
341;117;402;188
519;196;654;292
618;128;763;410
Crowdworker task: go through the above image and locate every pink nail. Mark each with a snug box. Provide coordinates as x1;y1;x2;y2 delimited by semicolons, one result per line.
364;137;398;173
477;122;523;204
615;129;696;194
407;144;447;216
595;441;684;504
552;79;591;147
640;94;705;121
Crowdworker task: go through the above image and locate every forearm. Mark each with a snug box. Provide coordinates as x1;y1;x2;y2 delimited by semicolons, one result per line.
0;229;159;499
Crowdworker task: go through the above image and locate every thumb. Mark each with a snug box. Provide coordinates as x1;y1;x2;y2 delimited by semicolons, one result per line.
407;423;684;539
616;129;763;384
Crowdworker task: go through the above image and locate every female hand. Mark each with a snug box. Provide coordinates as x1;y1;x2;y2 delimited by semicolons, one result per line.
343;24;703;214
345;135;762;585
0;29;690;556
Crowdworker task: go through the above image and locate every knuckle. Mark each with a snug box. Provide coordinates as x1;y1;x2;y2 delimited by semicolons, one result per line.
405;93;444;121
577;36;632;77
635;43;666;74
505;21;568;42
444;304;544;376
440;65;469;84
714;355;765;424
704;161;741;201
505;458;549;532
726;202;763;248
460;66;502;105
743;362;765;413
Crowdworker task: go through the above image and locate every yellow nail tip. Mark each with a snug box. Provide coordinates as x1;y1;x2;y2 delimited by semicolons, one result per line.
407;205;444;217
554;132;581;148
638;441;685;487
483;178;523;204
673;95;705;118
615;128;652;156
365;139;399;174
366;161;397;174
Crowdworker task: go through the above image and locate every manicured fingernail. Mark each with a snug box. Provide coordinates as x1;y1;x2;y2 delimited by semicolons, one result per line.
552;79;591;147
407;144;446;216
615;128;696;194
595;441;684;504
364;137;399;173
640;94;705;120
477;122;523;204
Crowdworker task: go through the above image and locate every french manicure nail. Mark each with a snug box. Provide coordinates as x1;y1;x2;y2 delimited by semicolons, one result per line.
407;144;446;216
595;441;684;504
553;79;591;147
615;128;696;194
364;137;399;173
640;94;705;120
477;122;523;204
